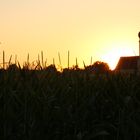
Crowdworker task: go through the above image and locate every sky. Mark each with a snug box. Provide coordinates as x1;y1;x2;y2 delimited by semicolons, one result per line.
0;0;140;69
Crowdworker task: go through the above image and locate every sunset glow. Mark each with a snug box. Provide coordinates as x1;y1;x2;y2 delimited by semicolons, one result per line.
0;0;140;69
102;42;136;70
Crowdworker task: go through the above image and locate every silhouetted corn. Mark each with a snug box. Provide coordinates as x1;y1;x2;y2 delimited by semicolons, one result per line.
1;61;140;140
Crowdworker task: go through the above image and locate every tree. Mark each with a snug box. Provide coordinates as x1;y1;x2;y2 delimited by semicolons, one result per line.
7;64;19;71
45;64;57;73
85;61;110;74
92;61;110;73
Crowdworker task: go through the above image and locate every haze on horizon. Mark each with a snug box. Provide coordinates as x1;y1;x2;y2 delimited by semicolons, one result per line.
0;0;140;69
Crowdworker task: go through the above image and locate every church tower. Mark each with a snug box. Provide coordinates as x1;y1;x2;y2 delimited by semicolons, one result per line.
138;32;140;56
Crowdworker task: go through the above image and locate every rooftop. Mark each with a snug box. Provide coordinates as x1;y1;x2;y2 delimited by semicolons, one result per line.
115;56;140;71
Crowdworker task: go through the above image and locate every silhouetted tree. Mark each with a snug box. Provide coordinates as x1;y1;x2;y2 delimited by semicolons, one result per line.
93;61;110;74
85;61;110;74
45;64;57;73
7;64;19;71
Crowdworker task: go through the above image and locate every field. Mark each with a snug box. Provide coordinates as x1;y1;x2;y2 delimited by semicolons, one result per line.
1;64;140;140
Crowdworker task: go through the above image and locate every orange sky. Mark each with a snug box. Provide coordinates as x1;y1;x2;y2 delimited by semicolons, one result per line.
0;0;140;69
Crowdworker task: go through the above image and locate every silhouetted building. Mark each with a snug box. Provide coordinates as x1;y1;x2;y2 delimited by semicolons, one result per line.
115;32;140;74
115;56;140;73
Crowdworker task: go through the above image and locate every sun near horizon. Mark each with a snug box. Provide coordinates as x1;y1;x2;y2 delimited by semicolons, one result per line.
101;41;137;70
0;0;140;70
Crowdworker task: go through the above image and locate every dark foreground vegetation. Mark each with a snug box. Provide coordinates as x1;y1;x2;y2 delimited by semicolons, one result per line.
1;62;140;140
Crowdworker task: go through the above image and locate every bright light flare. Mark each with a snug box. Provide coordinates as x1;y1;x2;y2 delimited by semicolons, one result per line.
102;42;135;70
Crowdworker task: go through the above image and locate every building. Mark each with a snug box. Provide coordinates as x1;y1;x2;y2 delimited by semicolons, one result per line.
115;56;140;73
115;32;140;74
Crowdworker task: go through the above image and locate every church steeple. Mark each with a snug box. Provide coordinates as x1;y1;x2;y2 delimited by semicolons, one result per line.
138;32;140;56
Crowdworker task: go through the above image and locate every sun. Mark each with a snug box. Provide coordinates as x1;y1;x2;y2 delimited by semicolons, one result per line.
102;42;135;70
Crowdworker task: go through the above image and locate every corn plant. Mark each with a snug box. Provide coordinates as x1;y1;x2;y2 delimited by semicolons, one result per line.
1;62;140;140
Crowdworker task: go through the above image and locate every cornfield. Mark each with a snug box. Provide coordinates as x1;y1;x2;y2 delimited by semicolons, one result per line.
1;64;140;140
